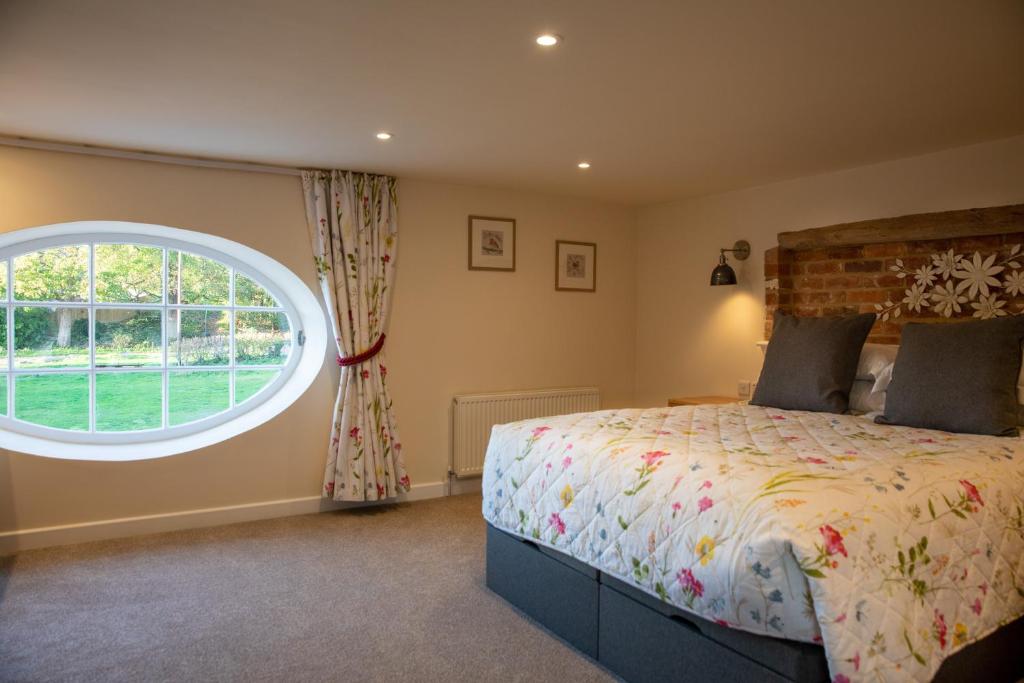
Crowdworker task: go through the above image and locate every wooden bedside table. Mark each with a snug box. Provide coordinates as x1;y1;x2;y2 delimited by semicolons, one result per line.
667;395;742;407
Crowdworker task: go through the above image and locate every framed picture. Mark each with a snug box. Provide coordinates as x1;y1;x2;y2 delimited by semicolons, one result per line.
555;240;596;292
468;215;516;271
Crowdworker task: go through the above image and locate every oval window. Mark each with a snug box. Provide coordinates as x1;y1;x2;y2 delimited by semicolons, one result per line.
0;222;327;461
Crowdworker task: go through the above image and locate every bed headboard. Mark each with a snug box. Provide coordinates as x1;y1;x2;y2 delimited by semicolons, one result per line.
765;203;1024;344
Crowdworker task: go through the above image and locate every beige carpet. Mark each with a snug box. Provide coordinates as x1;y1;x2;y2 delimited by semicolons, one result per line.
0;494;615;682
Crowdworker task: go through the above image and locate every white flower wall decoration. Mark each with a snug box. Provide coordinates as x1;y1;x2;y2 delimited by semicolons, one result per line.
876;244;1023;321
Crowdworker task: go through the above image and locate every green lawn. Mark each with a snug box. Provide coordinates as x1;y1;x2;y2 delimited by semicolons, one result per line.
9;370;278;432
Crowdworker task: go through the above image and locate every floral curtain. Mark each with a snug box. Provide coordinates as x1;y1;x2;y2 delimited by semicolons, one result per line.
302;170;410;501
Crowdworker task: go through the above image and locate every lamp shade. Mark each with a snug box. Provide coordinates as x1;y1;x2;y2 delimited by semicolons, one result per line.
710;258;737;286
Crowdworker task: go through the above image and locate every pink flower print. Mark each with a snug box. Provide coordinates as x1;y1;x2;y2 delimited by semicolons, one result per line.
562;455;573;469
531;426;551;438
655;430;672;435
834;676;851;683
804;457;827;465
697;497;714;513
971;598;982;616
549;512;566;536
324;481;335;496
819;525;848;558
959;480;984;507
376;483;385;498
360;369;370;380
979;582;988;596
394;442;402;452
834;613;847;623
771;415;787;420
699;480;712;490
383;254;390;262
641;450;669;467
349;426;360;439
933;610;948;649
671;502;682;512
852;652;860;672
399;475;411;489
379;364;387;378
545;462;553;472
676;568;704;597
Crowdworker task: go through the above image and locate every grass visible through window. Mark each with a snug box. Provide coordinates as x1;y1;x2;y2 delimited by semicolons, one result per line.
7;370;278;432
96;373;162;431
15;374;89;430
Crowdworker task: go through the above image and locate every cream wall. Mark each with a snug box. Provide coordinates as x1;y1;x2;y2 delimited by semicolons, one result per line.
390;180;637;484
0;145;636;536
634;134;1024;407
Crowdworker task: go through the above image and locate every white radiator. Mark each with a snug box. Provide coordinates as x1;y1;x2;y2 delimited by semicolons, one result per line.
450;387;600;478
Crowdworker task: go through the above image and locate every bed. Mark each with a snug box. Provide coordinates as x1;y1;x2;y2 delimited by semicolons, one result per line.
481;205;1024;683
482;404;1024;682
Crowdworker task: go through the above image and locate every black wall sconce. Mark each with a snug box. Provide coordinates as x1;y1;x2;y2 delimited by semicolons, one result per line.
710;240;751;286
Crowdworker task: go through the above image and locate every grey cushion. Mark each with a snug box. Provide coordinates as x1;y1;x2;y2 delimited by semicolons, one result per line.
751;312;876;413
876;316;1024;437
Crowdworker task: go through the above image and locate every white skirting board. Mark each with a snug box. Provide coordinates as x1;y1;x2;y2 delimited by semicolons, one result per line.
0;477;481;555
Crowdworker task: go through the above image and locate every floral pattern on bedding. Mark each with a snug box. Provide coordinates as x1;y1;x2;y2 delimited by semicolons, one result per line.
481;404;1024;682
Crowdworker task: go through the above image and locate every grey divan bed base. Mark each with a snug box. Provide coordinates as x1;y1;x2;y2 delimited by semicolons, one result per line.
486;523;1024;683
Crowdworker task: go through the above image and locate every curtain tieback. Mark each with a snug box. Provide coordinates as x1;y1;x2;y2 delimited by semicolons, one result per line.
337;334;386;367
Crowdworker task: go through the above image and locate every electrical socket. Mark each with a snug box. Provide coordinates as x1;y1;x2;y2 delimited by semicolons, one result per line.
738;380;751;399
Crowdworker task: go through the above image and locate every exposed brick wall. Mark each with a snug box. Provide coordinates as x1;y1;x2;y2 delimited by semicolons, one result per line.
765;232;1024;344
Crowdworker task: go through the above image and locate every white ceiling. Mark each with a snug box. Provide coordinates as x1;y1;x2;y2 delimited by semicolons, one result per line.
1;0;1022;205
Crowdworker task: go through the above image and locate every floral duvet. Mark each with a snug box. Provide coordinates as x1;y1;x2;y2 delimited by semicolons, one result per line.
481;403;1024;682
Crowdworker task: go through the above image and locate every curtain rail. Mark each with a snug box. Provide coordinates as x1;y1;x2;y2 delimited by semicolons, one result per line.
0;134;309;177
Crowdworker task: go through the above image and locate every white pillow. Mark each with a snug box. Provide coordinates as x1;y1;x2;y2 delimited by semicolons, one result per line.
854;343;897;395
871;362;894;395
856;343;898;382
849;379;885;414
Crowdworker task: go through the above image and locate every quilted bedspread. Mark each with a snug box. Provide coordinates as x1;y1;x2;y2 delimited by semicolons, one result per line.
481;404;1024;682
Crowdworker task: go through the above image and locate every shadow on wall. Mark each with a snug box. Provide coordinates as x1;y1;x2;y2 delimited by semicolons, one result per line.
0;554;11;603
0;453;14;600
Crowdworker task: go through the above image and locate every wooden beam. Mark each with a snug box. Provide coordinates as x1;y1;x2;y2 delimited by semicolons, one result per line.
778;203;1024;250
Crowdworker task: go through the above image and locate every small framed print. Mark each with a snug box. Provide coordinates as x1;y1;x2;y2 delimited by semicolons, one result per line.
555;240;596;292
468;215;516;271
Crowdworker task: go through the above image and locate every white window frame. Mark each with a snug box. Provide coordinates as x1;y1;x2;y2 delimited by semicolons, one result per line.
0;221;327;461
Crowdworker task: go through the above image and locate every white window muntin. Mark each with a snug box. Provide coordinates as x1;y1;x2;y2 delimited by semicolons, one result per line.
0;232;302;445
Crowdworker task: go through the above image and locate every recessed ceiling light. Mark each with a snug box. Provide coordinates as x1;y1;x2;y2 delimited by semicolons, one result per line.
536;34;560;47
375;132;393;140
577;161;591;169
